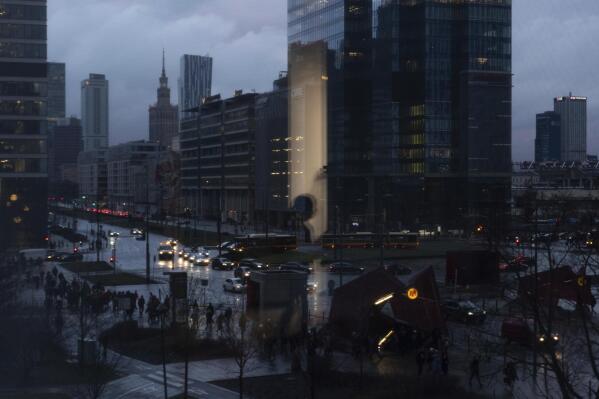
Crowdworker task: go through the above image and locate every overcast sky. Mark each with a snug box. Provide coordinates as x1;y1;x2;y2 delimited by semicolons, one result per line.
48;0;599;161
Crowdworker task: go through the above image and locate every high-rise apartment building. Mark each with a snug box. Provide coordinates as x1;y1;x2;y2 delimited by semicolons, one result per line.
149;51;178;147
178;55;212;121
535;111;561;163
0;0;48;250
288;0;512;233
554;94;587;162
81;73;109;151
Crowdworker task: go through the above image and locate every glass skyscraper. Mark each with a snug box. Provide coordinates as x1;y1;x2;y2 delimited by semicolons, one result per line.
0;0;48;251
81;73;109;151
178;54;212;121
288;0;512;232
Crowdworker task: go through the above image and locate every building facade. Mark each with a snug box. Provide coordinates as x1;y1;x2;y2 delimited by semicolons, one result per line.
179;115;199;213
288;0;512;234
77;149;106;203
535;111;561;162
554;95;587;162
47;62;65;123
178;54;212;121
149;52;178;148
48;117;81;184
105;140;160;212
255;75;295;230
0;0;48;250
198;92;258;224
81;73;109;151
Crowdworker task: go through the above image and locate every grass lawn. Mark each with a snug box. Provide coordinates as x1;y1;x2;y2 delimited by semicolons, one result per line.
101;322;234;364
59;261;113;274
84;272;157;286
212;372;488;399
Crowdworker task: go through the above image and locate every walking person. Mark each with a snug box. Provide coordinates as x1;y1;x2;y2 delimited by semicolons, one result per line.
206;303;214;330
469;356;483;389
138;295;145;318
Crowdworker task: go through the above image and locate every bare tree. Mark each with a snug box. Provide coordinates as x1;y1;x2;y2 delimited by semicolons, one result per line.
224;312;259;399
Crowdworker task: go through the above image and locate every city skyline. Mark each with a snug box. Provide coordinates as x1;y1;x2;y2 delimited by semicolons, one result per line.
47;0;599;161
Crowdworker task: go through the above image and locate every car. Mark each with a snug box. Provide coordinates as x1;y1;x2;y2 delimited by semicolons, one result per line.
384;263;412;275
306;281;318;293
46;252;70;262
212;257;236;270
279;262;312;274
131;228;143;236
234;266;252;279
158;244;174;260
443;300;487;324
193;253;211;266
108;231;120;238
60;252;83;262
223;278;245;293
501;318;560;347
166;239;178;250
239;258;267;270
328;262;364;274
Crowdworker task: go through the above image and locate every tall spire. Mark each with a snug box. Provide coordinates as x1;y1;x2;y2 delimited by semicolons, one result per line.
161;48;166;78
157;49;170;104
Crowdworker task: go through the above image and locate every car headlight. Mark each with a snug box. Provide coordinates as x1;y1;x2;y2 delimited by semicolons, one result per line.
539;336;545;342
552;333;560;341
467;311;474;316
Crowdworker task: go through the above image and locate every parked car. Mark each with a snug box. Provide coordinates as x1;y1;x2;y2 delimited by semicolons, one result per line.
443;300;487;324
223;278;245;293
280;262;313;274
212;257;236;270
239;258;267;270
384;263;412;276
108;231;120;238
328;262;364;274
501;317;560;347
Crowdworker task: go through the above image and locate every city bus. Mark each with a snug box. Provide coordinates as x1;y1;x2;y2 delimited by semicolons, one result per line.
320;232;419;249
232;234;297;253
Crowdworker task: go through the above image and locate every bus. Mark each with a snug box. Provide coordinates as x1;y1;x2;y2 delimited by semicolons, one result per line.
321;232;419;250
232;234;297;253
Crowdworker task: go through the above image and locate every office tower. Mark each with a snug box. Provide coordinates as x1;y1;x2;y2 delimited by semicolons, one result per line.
47;62;65;123
288;0;512;233
81;73;109;151
149;51;178;147
554;94;587;162
535;111;561;163
178;54;212;121
0;0;48;250
48;117;82;184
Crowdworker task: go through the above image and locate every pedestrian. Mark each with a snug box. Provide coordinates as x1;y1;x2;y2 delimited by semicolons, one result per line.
441;351;449;376
138;295;145;318
206;303;214;328
504;361;517;393
416;349;425;376
469;356;482;389
224;307;232;331
55;311;63;335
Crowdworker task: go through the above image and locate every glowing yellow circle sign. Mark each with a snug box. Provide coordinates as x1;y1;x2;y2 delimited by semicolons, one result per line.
578;276;586;287
407;288;419;300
